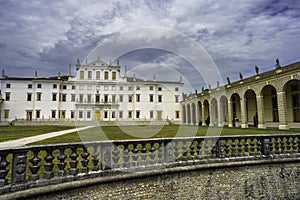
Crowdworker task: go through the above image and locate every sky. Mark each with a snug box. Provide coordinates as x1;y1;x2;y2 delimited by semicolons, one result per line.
0;0;299;92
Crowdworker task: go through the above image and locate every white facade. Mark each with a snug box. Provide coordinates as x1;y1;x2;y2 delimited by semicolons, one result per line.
0;59;183;124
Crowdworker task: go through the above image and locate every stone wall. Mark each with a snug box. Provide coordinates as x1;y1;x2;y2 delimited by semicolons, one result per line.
31;162;300;200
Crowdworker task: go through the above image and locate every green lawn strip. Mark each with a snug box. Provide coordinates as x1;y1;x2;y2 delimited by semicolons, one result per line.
0;126;75;142
28;125;300;146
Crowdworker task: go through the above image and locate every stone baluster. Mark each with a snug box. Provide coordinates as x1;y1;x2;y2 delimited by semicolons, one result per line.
29;150;41;181
249;138;255;156
57;148;67;176
149;143;156;165
196;140;202;160
122;145;130;168
174;141;180;161
164;142;174;164
132;145;139;167
101;144;112;170
217;139;225;158
231;140;236;157
69;147;79;175
237;139;243;157
286;137;292;154
112;145;120;169
140;143;147;166
92;146;99;171
274;137;280;154
81;147;90;173
292;139;297;154
280;137;286;154
12;151;28;185
256;139;262;156
0;152;10;187
43;148;54;179
298;137;300;153
190;141;195;160
204;141;209;159
224;141;230;157
182;141;188;161
211;144;217;159
158;142;163;164
244;139;249;156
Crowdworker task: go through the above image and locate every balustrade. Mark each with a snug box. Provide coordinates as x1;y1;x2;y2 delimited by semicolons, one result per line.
0;134;300;195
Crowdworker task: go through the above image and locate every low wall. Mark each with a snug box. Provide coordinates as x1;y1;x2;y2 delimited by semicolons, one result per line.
26;161;300;200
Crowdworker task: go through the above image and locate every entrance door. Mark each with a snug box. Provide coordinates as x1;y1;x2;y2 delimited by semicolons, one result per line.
157;111;162;120
26;111;32;121
95;111;100;121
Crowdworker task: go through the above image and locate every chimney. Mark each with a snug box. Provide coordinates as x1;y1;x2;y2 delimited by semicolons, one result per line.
76;58;80;70
153;74;156;81
97;55;100;61
68;64;71;76
2;69;5;78
124;65;127;77
117;59;120;66
34;71;38;78
58;72;61;79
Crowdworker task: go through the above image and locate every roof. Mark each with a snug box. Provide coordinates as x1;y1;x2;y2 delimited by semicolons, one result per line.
1;76;69;81
126;77;183;84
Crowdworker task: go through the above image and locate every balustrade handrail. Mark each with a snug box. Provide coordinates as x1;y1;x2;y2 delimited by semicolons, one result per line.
1;134;300;196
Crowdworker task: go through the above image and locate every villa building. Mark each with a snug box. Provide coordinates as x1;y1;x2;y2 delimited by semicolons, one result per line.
0;58;183;125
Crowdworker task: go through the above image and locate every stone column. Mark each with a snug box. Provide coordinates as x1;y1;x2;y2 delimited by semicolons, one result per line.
228;100;233;127
217;102;222;127
256;95;266;129
240;98;248;128
277;91;289;130
201;103;206;126
209;103;214;127
195;103;200;125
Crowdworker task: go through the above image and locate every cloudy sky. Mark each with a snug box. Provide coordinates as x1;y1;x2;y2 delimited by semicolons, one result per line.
0;0;299;92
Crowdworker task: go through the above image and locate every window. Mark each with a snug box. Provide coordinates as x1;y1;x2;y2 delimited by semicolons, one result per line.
104;95;108;103
136;94;140;102
6;84;10;88
28;84;32;89
79;85;84;90
95;95;100;103
4;110;9;118
27;93;32;101
79;111;83;119
53;84;57;89
112;95;116;103
128;111;132;118
119;86;123;91
104;111;108;118
112;71;116;80
128;95;132;102
112;111;115;118
36;93;42;101
119;95;123;102
71;94;76;102
87;111;91;119
87;85;92;90
149;94;154;102
128;86;132;91
119;111;123;119
60;110;66;119
175;95;179;103
158;87;162;91
36;110;40;119
52;93;57;101
175;111;180;118
150;111;153;118
37;84;42;88
104;86;108;90
149;86;153;91
175;87;179;91
158;95;162;102
61;94;67;102
62;85;67;90
70;111;75;119
80;71;84;79
136;86;140;90
96;71;100;79
112;86;116;91
87;94;92;103
51;110;56;118
79;94;83;102
72;85;76;90
104;71;109;80
88;71;92;79
136;111;140;118
5;92;10;101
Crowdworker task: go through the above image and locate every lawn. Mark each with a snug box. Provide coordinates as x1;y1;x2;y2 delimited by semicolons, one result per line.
0;126;75;142
28;125;300;146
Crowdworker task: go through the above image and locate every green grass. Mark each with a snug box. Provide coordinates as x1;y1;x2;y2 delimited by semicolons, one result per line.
28;125;300;146
0;126;75;142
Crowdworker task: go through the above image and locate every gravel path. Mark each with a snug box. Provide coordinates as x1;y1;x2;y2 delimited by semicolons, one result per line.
0;126;95;149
